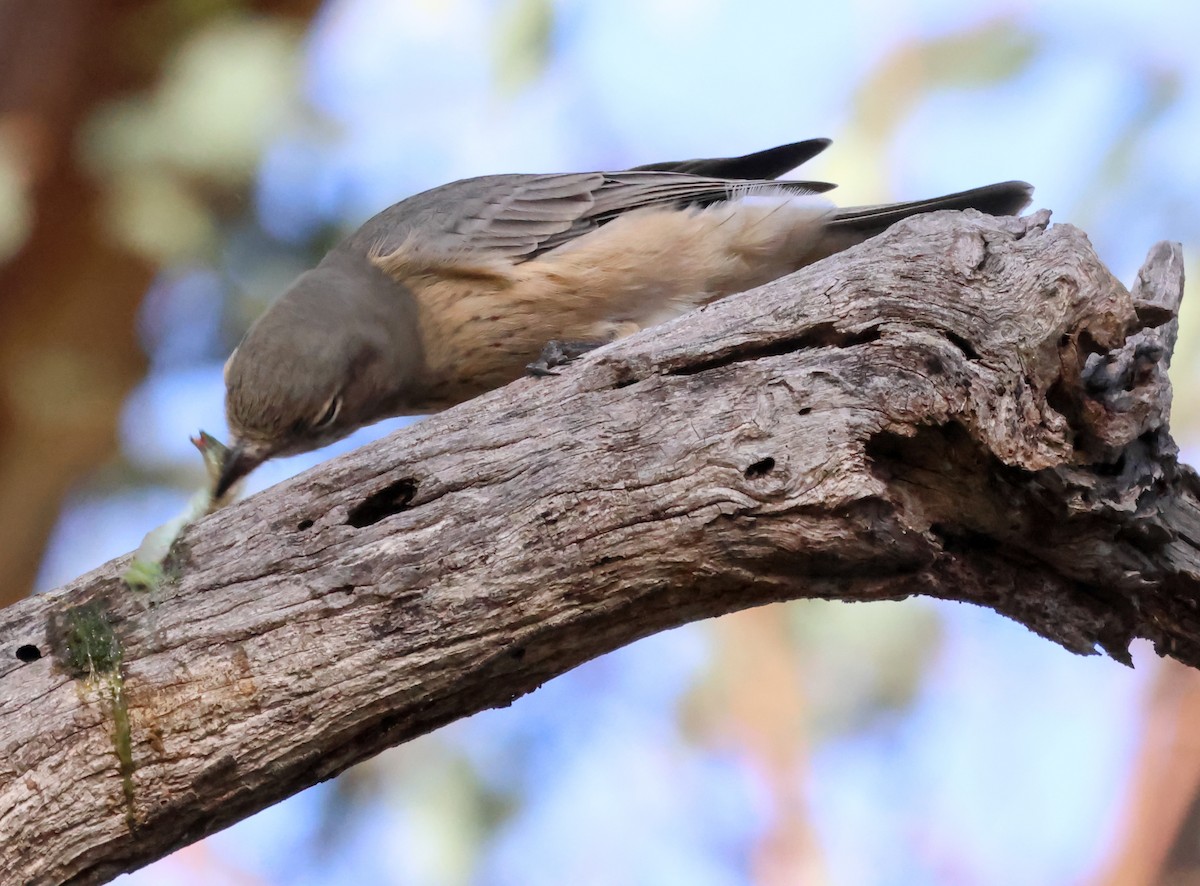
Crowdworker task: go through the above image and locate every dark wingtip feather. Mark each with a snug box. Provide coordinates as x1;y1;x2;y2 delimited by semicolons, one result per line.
631;137;833;181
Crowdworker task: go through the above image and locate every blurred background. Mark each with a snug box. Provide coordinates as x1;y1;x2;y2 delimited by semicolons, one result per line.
4;0;1199;883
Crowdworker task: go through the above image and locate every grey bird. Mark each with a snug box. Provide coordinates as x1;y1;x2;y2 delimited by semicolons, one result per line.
217;138;1031;495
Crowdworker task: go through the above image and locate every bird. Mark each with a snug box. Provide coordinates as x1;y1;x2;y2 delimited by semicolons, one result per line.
217;138;1032;496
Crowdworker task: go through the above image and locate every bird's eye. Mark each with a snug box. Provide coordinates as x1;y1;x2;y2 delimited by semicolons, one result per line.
314;394;342;429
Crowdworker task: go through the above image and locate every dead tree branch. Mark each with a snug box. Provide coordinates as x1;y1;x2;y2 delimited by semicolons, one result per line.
2;210;1196;884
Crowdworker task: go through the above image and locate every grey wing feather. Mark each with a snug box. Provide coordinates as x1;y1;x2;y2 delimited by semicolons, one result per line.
342;168;830;264
529;174;827;258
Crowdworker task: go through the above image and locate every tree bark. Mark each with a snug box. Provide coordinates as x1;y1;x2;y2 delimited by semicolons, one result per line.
1;210;1195;885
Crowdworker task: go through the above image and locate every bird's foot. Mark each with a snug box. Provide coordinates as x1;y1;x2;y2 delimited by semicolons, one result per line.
526;340;605;376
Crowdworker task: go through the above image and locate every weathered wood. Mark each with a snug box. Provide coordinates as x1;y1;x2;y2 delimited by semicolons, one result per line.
1;209;1195;885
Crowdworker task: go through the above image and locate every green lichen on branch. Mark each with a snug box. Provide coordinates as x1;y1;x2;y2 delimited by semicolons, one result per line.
56;600;121;679
107;674;137;832
49;600;138;830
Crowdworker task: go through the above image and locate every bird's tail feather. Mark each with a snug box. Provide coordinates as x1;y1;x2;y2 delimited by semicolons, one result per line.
811;180;1033;259
828;181;1033;236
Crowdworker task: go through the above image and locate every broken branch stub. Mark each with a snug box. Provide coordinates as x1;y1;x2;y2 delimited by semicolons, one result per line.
0;209;1196;885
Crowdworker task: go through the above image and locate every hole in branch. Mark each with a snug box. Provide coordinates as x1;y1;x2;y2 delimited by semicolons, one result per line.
1077;329;1108;357
945;331;979;361
745;457;776;479
16;644;40;662
348;478;418;528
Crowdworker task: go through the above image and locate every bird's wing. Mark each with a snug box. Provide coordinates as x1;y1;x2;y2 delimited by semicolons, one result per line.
358;167;835;266
629;138;831;179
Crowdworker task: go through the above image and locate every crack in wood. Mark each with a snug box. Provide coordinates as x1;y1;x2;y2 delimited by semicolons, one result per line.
663;322;882;378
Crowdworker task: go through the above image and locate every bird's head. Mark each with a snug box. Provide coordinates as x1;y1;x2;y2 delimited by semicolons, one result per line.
217;256;423;497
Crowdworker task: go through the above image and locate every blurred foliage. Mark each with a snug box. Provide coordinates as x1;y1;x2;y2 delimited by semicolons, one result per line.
821;17;1039;206
82;16;304;263
1173;268;1200;437
491;0;556;94
0;130;31;261
791;600;942;740
855;17;1040;142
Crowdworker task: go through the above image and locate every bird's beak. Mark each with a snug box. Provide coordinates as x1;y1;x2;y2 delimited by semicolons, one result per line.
214;443;264;500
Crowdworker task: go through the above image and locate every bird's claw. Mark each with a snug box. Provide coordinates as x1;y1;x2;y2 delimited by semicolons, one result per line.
526;340;603;377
